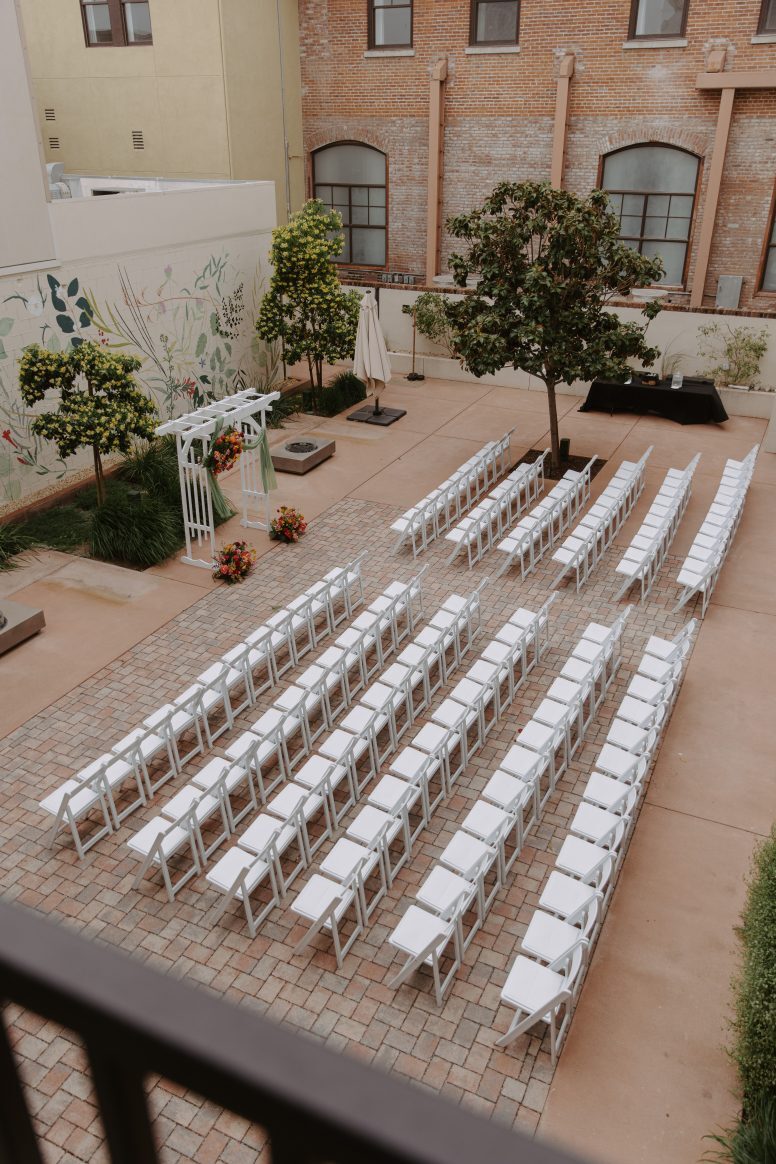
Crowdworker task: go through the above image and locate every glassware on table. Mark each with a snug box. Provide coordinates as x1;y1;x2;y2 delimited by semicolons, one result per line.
671;372;684;390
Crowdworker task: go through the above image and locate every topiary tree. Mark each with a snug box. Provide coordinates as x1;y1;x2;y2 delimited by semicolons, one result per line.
256;199;361;396
444;181;665;474
18;341;157;506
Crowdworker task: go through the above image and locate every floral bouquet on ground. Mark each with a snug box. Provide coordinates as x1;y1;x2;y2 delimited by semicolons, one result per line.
205;427;244;476
269;506;307;543
213;540;257;584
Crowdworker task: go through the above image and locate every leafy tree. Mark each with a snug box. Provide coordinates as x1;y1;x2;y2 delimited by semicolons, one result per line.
402;291;457;357
445;181;665;473
256;200;361;395
18;341;156;506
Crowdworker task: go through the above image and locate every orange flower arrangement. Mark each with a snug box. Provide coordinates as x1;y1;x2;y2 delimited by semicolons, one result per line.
212;540;257;584
205;427;243;476
269;506;307;543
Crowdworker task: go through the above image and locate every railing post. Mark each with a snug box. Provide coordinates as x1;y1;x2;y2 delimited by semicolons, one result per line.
0;1008;44;1164
86;1043;158;1164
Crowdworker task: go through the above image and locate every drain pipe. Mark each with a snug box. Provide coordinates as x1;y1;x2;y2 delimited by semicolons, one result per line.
275;0;292;221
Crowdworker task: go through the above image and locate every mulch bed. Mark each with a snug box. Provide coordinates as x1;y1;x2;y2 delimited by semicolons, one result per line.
513;448;607;482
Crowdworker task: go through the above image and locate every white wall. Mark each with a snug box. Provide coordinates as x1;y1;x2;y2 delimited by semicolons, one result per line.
0;1;55;272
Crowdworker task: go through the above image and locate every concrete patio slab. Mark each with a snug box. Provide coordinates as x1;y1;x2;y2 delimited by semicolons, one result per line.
710;481;776;616
646;605;776;836
435;401;552;450
614;414;766;477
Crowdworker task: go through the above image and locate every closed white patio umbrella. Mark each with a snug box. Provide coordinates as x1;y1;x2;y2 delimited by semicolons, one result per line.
353;289;392;405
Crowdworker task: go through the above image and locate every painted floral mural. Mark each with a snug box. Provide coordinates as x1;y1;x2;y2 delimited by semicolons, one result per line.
0;245;281;505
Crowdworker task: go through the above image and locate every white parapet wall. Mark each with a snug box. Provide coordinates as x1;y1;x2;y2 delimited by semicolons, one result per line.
0;180;279;511
368;286;776;420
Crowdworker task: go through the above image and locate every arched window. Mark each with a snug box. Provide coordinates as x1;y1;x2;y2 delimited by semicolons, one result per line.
313;143;387;267
601;143;700;285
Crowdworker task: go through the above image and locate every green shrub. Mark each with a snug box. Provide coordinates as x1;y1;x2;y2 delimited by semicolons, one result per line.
21;503;93;551
117;436;181;505
707;1098;776;1163
0;522;35;570
89;491;182;567
266;392;304;429
734;828;776;1108
305;371;367;417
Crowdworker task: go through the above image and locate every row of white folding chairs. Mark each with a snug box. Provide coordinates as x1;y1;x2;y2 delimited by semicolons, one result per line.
385;606;628;1007
444;453;548;569
38;556;369;860
674;445;759;618
496;620;695;1062
613;455;700;603
288;597;550;969
126;572;429;900
551;448;653;592
202;585;491;942
285;596;552;974
494;456;598;581
391;431;515;557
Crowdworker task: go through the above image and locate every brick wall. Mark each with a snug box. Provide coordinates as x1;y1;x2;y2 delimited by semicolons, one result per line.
299;0;776;309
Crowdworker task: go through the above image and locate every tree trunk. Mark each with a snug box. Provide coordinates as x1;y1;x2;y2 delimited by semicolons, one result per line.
545;378;561;476
92;445;106;507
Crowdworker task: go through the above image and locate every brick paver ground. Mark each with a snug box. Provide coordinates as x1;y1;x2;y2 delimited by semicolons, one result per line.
1;485;699;1163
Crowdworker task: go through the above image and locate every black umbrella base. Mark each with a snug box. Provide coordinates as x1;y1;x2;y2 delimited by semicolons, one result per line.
347;406;407;426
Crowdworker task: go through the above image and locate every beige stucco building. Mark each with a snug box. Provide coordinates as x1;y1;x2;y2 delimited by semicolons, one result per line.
18;0;304;222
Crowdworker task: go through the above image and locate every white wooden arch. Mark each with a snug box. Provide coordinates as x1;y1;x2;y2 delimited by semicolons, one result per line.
156;388;280;569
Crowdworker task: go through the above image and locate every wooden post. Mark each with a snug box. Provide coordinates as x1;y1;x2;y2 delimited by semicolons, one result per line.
690;85;735;309
550;54;575;189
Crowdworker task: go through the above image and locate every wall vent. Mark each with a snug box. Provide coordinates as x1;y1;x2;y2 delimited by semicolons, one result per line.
48;136;60;150
132;130;144;150
44;108;56;121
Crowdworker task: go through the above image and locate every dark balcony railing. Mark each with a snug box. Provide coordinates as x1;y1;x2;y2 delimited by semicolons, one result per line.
0;899;591;1164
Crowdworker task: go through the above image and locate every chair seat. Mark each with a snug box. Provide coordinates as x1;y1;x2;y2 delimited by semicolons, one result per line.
390;746;440;782
482;768;529;813
192;758;244;793
546;678;584;705
606;719;648;753
539;870;599;921
516;720;557;753
320;728;370;762
163;785;220;824
389;904;451;961
462;800;511;845
439;830;493;879
617;695;658;728
269;783;321;822
321;837;379;883
40;778;103;818
522;910;581;963
555;835;610;882
368;774;418;815
501;955;564;1013
583;771;632;813
206;847;269;897
417;865;473;916
501;743;545;781
347;805;401;848
596;742;639;781
294;754;345;791
533;699;570;729
292;874;351;925
240;813;292;856
572;802;622;846
114;727;166;762
412;722;451;753
225;732;277;766
128;816;189;859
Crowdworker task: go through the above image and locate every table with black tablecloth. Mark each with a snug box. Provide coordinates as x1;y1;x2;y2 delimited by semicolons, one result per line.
578;376;729;425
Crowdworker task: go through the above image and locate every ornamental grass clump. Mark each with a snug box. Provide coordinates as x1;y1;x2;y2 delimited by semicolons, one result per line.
269;506;307;543
213;540;257;584
89;490;182;568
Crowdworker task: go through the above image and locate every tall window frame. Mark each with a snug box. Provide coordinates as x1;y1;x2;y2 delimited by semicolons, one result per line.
368;0;413;49
469;0;520;46
312;142;389;270
80;0;153;47
758;0;776;33
628;0;689;39
757;184;776;294
599;142;701;288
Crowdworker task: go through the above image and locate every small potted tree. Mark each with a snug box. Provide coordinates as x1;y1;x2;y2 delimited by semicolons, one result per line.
256;200;361;408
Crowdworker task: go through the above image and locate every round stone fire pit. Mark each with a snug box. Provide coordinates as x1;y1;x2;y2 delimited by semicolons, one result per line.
271;435;336;475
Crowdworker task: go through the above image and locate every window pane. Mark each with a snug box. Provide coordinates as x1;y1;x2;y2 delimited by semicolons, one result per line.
352;206;369;225
374;8;411;45
351;186;368;205
314;185;333;204
369;187;386;207
369;206;386;226
634;0;685;36
337;234;351;264
352;227;386;265
669;193;695;216
665;216;691;240
622;193;644;215
643;216;667;239
333;186;349;203
603;145;698;194
763;249;776;292
642;239;686;283
620;215;643;236
763;0;776;30
314;144;386;185
607;193;623;214
123;2;152;43
646;194;670;216
475;1;519;43
83;3;113;43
